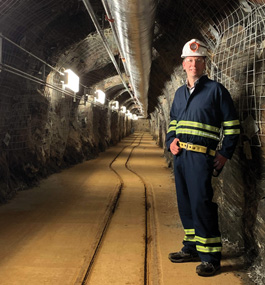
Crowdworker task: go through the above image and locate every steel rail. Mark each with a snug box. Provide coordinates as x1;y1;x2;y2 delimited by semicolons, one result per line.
80;133;149;284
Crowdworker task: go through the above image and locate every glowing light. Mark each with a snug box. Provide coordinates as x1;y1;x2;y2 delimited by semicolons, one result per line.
62;69;79;93
110;101;119;110
126;110;132;118
121;106;126;113
94;89;106;104
132;114;138;120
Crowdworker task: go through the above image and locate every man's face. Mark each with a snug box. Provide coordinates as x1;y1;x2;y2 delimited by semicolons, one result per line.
182;56;206;79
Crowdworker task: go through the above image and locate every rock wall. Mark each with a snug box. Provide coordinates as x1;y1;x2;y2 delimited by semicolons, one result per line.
132;119;150;132
0;85;132;203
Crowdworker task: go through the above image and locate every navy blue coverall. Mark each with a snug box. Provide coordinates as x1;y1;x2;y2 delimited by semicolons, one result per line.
166;75;240;265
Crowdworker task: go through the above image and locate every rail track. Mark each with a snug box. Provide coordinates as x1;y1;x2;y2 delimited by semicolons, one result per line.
79;132;150;285
0;132;247;285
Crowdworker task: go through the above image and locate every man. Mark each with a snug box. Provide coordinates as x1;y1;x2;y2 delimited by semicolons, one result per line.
166;39;240;276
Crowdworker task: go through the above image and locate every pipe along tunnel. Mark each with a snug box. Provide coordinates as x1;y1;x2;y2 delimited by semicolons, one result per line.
0;0;265;284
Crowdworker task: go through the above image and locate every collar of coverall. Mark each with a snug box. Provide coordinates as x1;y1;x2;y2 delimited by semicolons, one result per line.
186;74;208;89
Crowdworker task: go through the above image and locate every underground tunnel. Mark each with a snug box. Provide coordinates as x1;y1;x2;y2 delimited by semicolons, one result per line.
0;0;265;284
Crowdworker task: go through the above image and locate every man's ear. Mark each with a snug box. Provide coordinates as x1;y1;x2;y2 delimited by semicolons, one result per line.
182;61;186;72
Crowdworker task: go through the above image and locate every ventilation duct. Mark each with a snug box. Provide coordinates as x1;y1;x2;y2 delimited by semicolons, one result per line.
108;0;157;117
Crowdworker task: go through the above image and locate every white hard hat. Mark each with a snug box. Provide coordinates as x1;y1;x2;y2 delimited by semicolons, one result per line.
181;39;208;58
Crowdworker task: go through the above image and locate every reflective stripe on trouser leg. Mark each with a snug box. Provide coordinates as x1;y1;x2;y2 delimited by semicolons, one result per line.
195;235;222;254
183;228;197;252
174;150;222;263
184;229;196;242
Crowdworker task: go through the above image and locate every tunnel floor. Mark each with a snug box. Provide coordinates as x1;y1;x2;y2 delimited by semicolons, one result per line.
0;132;251;284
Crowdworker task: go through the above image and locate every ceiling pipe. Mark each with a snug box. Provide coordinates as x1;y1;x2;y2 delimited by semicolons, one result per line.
82;0;143;114
108;0;158;117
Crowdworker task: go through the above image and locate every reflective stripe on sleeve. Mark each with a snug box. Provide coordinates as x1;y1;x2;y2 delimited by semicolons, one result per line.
167;120;177;133
170;120;177;126
223;129;241;135
167;127;177;133
223;119;240;127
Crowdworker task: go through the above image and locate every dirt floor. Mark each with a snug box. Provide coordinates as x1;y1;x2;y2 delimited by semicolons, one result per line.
0;133;253;284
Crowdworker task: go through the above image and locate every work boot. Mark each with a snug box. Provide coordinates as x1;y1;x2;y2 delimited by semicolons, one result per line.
196;261;221;276
168;250;200;263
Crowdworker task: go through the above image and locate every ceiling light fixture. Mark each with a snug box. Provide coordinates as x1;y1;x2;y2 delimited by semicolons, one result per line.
110;100;119;110
61;69;79;93
132;114;138;120
94;89;106;104
121;106;126;113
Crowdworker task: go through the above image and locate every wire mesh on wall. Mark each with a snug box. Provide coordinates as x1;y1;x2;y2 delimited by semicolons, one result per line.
207;2;265;146
180;0;265;146
0;34;74;151
0;0;119;152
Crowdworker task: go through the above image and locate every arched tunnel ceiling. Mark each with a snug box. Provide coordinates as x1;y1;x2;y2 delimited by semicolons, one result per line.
105;84;133;109
0;0;264;117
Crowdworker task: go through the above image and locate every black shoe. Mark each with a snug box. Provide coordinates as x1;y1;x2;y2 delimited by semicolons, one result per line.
196;261;221;276
168;250;200;263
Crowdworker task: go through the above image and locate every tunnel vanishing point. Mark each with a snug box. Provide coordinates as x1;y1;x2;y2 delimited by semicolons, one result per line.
1;0;265;284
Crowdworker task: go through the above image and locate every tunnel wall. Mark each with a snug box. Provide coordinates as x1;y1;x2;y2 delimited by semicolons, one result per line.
132;119;150;132
0;84;132;203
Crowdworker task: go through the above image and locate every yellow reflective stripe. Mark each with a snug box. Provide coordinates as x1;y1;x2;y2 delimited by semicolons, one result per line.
170;120;177;126
176;129;220;141
224;129;241;135
223;120;240;127
177;120;220;133
184;229;195;235
167;120;177;133
195;236;221;244
167;127;176;133
184;236;196;242
196;245;222;253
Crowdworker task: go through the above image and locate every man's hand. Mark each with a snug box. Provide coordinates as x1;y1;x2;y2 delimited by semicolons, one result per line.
213;151;227;170
170;138;181;155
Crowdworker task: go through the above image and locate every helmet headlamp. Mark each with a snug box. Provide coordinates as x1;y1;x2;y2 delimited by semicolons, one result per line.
189;41;206;52
181;39;208;58
190;42;199;52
